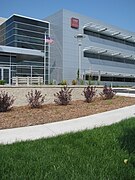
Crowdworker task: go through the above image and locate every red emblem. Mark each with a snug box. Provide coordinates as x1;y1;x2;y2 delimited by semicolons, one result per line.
71;18;79;29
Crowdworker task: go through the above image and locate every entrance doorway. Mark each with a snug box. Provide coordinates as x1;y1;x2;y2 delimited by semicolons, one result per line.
0;67;10;84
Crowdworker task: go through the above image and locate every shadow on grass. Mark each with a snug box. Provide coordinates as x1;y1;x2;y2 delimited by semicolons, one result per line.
119;126;135;167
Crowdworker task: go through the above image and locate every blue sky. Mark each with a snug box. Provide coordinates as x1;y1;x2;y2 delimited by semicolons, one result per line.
0;0;135;32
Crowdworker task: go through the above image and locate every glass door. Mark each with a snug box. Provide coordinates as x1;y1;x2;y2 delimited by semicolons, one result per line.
0;67;10;84
0;68;1;80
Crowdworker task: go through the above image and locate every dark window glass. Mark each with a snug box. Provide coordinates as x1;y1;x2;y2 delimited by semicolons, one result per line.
6;22;15;32
100;55;112;61
101;76;113;81
0;69;1;80
16;42;43;50
0;15;49;51
100;34;112;41
16;29;44;39
84;52;99;58
13;15;48;28
125;59;135;64
6;16;14;26
113;57;124;63
16;22;47;33
101;76;135;82
6;29;15;38
6;35;15;44
16;35;43;45
84;52;134;65
0;55;10;63
125;77;135;82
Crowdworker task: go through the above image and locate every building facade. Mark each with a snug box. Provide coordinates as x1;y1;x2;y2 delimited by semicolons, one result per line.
0;14;50;84
0;9;135;86
46;9;135;86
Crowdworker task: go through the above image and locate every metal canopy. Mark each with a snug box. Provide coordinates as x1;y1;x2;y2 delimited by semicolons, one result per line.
83;22;135;43
0;45;44;57
83;46;135;60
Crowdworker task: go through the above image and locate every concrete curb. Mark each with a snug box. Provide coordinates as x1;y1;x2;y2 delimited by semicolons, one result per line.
0;104;135;145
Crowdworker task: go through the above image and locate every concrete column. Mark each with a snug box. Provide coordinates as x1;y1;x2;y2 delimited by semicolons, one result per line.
16;77;18;86
27;77;29;86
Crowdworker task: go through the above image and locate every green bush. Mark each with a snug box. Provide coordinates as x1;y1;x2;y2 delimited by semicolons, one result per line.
77;79;85;85
60;80;67;85
26;90;45;108
49;81;54;85
0;91;15;112
54;86;72;105
72;79;77;85
0;80;5;85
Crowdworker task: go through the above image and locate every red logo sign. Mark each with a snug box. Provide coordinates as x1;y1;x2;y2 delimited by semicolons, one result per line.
71;18;79;29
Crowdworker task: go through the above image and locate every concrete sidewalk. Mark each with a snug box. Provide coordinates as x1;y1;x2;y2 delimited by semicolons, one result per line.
116;92;135;97
0;104;135;145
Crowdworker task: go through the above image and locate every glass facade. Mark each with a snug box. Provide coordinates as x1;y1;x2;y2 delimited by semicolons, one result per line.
0;53;45;84
83;26;135;85
84;52;135;65
0;15;49;50
0;15;50;84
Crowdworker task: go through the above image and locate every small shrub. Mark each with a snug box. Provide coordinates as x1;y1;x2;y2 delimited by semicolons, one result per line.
0;80;5;85
59;80;67;85
83;86;96;103
0;91;15;112
26;90;45;108
80;79;85;85
86;75;92;85
77;79;85;85
54;86;73;105
49;81;54;85
72;79;77;85
100;85;115;100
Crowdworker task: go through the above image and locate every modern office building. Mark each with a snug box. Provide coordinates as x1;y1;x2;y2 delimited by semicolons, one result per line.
0;9;135;86
0;14;50;84
46;9;135;86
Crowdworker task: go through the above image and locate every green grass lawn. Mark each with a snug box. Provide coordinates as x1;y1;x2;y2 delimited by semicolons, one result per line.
1;118;135;180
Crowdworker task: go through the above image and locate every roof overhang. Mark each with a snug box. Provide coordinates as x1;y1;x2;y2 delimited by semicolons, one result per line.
83;22;135;43
0;14;49;27
0;45;44;57
83;46;135;60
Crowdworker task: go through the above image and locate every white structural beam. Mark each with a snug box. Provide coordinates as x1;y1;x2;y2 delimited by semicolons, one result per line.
98;50;107;54
98;27;107;32
123;55;132;58
111;32;121;36
123;36;132;40
111;52;121;56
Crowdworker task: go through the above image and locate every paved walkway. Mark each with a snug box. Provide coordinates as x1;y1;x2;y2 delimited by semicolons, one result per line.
116;93;135;97
0;103;135;145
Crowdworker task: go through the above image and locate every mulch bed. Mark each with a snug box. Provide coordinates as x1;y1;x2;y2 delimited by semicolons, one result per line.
0;96;135;130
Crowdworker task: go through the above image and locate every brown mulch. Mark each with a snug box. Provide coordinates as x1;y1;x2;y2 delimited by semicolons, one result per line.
0;96;135;130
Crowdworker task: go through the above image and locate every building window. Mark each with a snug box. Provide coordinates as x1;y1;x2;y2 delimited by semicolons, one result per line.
84;52;135;65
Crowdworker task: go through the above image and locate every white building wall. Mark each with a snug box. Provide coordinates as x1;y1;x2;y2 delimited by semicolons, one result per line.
45;10;63;84
46;9;135;85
